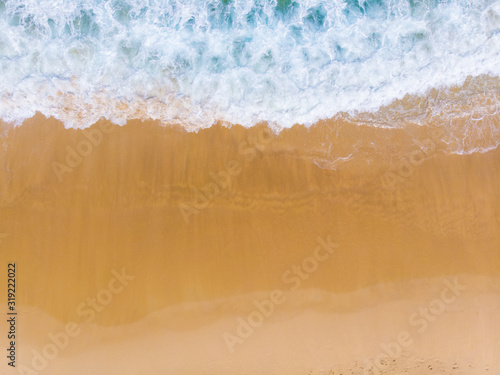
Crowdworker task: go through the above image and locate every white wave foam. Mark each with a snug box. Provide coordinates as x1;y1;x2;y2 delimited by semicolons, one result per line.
0;0;499;133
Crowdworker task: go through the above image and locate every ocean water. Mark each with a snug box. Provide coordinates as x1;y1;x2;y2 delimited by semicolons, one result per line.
0;0;499;139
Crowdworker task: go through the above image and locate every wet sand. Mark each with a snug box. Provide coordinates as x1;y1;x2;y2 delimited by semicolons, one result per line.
0;114;499;374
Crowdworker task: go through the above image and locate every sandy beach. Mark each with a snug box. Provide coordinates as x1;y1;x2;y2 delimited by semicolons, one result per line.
0;113;499;374
1;0;499;372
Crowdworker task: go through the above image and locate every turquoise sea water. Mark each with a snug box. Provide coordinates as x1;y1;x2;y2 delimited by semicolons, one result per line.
0;0;499;132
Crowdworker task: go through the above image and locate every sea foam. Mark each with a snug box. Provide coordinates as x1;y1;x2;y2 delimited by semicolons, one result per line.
0;0;499;132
